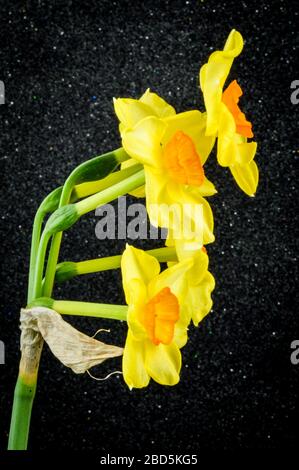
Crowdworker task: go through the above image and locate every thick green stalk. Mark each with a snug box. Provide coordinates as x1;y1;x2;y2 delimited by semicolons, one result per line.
8;321;43;450
8;378;37;450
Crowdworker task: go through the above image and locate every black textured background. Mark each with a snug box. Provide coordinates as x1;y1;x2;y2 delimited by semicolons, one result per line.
0;0;298;453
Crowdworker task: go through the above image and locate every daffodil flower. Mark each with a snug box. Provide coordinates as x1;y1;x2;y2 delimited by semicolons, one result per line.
121;244;193;389
166;233;215;327
200;29;258;196
119;110;216;245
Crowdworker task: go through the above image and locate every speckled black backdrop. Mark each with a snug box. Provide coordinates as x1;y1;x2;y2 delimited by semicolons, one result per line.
0;0;298;453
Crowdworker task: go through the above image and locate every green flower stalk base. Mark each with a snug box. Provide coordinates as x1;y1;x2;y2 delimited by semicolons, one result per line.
8;328;43;450
9;377;38;450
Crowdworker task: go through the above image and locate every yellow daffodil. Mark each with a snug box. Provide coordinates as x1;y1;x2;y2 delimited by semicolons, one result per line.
121;244;193;389
166;233;215;326
200;29;259;196
119;110;216;245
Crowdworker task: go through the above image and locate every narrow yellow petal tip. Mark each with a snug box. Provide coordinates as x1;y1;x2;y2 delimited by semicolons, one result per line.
224;29;244;56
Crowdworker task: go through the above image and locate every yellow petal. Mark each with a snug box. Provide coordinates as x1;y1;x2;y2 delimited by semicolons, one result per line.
165;246;212;324
163;110;215;164
223;29;244;56
174;298;193;348
188;271;215;326
124;277;147;308
145;341;181;386
230;159;259;196
235;140;257;166
186;249;209;286
189;176;217;197
124;283;149;341
144;168;173;229
121;245;160;304
148;257;191;304
173;316;189;348
113;97;154;131
146;182;186;240
167;184;215;245
122;116;166;167
166;229;204;253
123;331;150;389
217;104;257;168
200;30;244;136
217;102;237;166
140;88;176;118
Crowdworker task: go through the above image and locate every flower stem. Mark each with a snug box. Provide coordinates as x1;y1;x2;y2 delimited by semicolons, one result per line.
73;163;142;200
27;209;44;304
52;299;128;321
75;169;145;216
27;187;63;304
55;246;177;283
42;184;78;298
30;296;128;321
31;230;52;300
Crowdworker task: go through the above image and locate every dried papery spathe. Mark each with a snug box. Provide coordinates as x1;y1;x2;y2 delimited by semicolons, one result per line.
20;307;123;374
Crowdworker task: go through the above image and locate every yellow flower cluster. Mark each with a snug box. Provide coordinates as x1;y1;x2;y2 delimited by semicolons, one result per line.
115;30;258;388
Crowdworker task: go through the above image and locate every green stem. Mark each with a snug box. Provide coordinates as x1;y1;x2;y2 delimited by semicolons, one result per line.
55;246;177;283
27;187;63;304
76;169;145;216
31;230;51;300
53;299;128;321
27;209;44;304
8;378;37;450
8;323;43;450
42;194;73;297
73;163;142;200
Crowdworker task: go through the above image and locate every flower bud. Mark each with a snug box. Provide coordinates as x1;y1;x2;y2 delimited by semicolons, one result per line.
55;262;77;283
41;186;63;214
45;204;79;235
69;148;129;186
